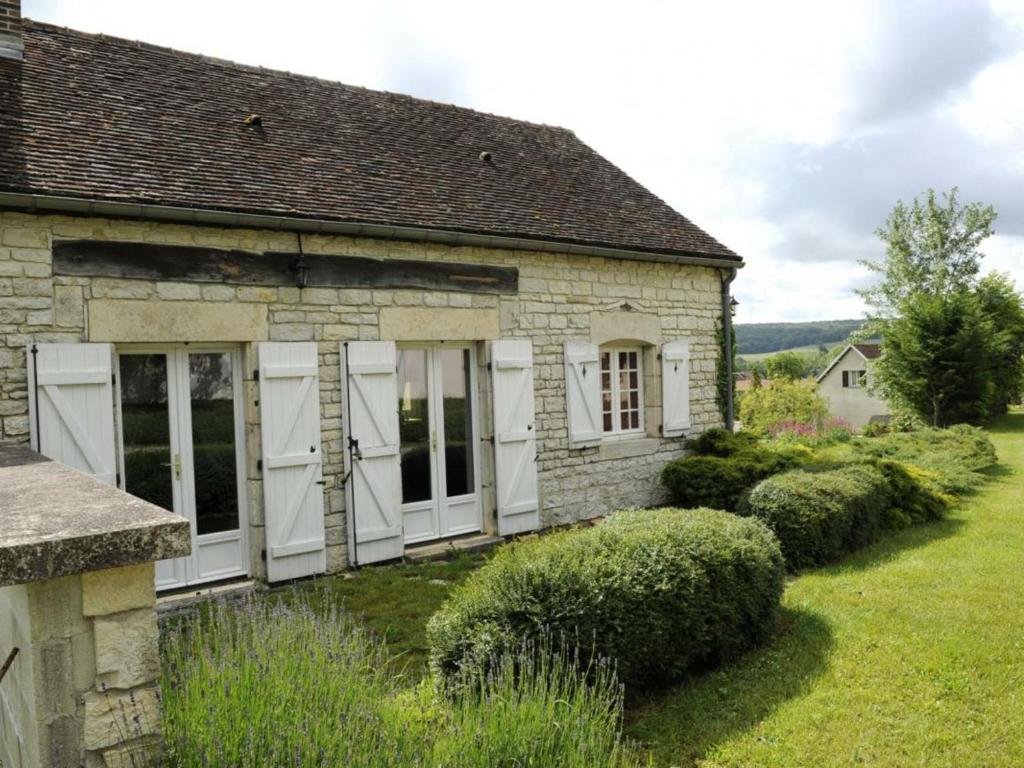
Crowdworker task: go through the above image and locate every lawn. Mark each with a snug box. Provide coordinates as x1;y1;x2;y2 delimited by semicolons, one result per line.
262;415;1024;766
282;549;486;675
627;412;1024;766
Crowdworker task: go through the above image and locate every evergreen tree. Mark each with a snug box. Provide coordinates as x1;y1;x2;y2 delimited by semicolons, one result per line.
872;290;992;426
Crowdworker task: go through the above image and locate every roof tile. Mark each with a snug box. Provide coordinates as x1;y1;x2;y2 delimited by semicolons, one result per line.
0;21;740;262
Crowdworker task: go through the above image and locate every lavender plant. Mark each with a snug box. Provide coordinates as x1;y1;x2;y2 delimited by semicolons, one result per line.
160;592;645;767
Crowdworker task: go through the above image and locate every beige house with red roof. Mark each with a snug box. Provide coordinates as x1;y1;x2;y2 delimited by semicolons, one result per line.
0;2;744;587
816;343;891;429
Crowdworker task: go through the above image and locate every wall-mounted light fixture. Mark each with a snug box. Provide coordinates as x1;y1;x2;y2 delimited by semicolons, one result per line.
288;233;310;288
729;297;739;316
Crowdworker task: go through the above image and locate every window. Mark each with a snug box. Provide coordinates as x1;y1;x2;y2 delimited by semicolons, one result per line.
601;348;644;435
842;370;867;388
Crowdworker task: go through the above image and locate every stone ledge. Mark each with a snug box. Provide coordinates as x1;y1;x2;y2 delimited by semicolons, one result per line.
596;437;662;461
0;445;190;587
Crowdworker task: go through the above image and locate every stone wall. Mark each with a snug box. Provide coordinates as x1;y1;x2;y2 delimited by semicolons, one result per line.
0;563;161;768
0;211;726;573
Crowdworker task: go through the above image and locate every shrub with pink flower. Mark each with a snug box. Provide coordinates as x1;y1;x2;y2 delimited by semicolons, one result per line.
768;416;855;445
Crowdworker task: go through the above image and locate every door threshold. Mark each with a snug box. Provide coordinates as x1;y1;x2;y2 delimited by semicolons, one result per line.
404;533;503;563
156;577;259;614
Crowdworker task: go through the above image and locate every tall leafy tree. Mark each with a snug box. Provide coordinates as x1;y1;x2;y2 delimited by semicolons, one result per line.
861;188;996;315
859;188;1022;426
976;272;1024;414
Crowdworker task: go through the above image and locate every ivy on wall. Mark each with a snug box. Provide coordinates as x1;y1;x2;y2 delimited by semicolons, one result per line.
716;318;737;424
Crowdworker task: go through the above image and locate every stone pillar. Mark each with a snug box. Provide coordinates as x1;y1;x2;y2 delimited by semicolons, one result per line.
0;446;190;768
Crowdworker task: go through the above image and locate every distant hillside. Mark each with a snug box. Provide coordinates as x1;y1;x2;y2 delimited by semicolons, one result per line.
736;319;865;356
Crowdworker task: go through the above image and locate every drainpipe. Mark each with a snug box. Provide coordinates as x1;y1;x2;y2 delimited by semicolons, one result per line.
721;268;738;431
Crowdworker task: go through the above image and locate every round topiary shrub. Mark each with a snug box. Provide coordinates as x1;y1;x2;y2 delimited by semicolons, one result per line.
743;464;892;569
427;508;785;689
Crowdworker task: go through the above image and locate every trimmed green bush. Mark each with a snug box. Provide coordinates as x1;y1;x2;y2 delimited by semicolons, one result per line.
661;428;795;511
427;508;785;689
870;459;950;526
686;427;762;457
660;454;790;511
851;425;997;494
743;464;893;569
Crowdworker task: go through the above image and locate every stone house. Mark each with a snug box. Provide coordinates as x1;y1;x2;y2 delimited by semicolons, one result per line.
816;343;891;428
0;6;743;588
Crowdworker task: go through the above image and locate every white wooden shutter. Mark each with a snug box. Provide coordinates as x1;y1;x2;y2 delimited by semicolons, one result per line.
491;339;540;535
564;341;602;447
341;341;403;565
662;340;691;437
27;343;117;484
258;342;326;582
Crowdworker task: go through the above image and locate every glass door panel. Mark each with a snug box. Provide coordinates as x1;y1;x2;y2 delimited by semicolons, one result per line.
188;352;239;535
398;349;433;504
439;348;474;498
119;354;174;512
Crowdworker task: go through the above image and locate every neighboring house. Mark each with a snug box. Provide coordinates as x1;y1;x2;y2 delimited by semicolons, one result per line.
816;343;890;428
0;6;743;588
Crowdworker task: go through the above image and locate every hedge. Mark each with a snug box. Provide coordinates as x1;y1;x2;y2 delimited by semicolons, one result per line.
660;428;794;511
742;464;894;569
427;508;785;689
851;425;997;494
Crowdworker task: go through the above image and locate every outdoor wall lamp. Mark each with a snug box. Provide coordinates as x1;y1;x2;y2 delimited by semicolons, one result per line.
289;255;310;288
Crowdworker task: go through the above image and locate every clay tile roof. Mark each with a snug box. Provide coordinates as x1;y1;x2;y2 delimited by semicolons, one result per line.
0;21;741;263
853;343;882;359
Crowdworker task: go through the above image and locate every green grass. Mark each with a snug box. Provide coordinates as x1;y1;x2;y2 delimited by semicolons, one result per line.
738;345;824;364
626;412;1024;767
281;550;487;676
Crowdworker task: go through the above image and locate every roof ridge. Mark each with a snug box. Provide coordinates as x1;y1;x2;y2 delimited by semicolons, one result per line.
22;18;577;135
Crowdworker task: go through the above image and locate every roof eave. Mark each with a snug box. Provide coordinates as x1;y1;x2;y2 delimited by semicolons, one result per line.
0;191;744;270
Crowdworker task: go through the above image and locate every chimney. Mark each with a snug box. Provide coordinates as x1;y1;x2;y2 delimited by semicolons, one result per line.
0;0;22;61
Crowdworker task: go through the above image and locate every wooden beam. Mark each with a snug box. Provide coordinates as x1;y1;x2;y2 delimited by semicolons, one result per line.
52;240;519;295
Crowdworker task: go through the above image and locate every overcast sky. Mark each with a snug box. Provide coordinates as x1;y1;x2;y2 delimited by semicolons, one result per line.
26;1;1024;324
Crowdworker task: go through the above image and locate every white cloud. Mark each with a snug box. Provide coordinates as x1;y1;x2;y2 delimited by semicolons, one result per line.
23;0;1024;322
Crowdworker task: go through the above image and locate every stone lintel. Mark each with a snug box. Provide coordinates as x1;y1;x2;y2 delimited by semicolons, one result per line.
88;298;268;342
379;306;500;341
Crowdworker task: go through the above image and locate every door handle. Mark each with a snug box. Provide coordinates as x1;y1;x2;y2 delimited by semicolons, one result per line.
160;454;182;480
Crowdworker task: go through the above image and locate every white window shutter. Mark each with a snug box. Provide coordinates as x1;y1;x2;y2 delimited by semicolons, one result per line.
27;343;117;485
341;341;403;565
564;341;602;447
258;342;326;582
662;340;691;437
491;339;540;535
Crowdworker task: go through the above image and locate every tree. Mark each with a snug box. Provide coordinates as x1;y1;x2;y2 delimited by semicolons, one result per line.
975;272;1024;414
860;188;1017;425
860;188;996;316
765;351;807;381
871;290;993;426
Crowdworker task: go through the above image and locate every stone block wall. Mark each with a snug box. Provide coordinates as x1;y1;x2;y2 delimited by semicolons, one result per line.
0;211;726;573
0;563;161;768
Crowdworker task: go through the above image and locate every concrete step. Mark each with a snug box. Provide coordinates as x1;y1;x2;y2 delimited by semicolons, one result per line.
404;533;504;562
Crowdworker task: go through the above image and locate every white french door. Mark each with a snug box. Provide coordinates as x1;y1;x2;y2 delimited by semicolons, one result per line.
115;345;249;590
397;344;482;544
